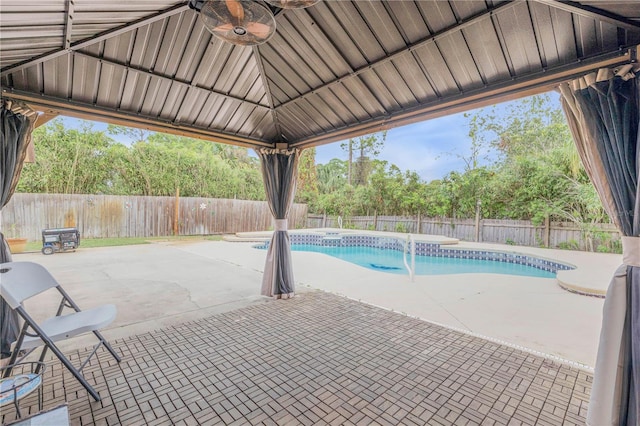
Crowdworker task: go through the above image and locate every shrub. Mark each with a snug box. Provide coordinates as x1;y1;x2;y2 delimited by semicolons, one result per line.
395;222;408;233
558;240;580;250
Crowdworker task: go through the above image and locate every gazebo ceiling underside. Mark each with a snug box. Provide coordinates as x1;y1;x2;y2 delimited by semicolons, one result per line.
1;1;639;149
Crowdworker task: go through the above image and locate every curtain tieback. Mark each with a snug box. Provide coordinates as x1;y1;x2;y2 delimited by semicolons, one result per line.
275;219;288;231
622;236;640;266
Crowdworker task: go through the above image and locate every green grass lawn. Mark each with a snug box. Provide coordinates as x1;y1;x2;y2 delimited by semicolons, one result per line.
24;235;222;252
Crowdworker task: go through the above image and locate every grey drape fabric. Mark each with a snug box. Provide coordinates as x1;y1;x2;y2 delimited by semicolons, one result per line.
1;100;36;359
0;234;16;359
1;101;36;207
560;66;639;426
256;147;300;298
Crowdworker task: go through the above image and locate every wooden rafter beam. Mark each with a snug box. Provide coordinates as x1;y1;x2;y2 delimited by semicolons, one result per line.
35;112;59;128
25;112;59;163
532;0;640;32
1;3;190;77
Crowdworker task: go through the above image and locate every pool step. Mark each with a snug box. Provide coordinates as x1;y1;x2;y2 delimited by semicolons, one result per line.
321;236;342;246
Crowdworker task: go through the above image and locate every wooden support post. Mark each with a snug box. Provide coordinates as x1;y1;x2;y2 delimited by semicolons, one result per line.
374;211;378;231
322;213;327;228
416;212;421;234
173;187;180;236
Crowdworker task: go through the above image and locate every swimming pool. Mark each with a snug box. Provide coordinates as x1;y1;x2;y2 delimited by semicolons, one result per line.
290;244;557;278
255;233;574;278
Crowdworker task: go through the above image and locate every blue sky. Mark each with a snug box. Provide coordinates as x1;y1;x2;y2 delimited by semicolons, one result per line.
58;91;561;182
315;111;473;182
316;91;562;181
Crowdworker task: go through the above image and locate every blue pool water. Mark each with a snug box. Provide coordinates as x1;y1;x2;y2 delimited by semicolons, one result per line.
289;244;556;278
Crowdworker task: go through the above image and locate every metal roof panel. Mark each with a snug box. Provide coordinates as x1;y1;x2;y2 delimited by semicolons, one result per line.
384;1;429;44
2;1;639;147
391;54;438;102
418;0;457;33
358;69;402;113
493;2;543;74
371;62;417;107
42;54;72;98
461;19;512;83
412;43;460;98
160;84;189;119
71;54;100;104
96;63;127;109
247;109;278;141
354;1;406;54
277;12;344;83
435;33;484;90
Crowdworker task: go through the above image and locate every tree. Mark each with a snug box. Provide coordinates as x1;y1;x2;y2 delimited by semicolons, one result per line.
107;124;152;144
295;148;319;205
462;94;606;229
316;159;347;193
18;120;115;194
19;121;266;200
340;131;387;185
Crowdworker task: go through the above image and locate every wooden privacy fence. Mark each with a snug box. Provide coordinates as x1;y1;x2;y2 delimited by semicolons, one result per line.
2;193;308;241
307;214;620;252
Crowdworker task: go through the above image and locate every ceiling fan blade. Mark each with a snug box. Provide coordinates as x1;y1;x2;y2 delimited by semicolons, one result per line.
245;22;274;39
212;23;235;34
225;0;245;22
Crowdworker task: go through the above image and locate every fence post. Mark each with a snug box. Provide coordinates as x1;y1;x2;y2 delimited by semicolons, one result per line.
322;213;327;228
416;212;421;234
544;215;550;248
174;187;180;236
474;199;482;242
374;211;378;231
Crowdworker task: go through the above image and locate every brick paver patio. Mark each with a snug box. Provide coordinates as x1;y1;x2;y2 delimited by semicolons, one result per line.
2;291;591;425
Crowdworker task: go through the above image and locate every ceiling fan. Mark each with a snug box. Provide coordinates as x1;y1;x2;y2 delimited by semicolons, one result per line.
188;0;320;46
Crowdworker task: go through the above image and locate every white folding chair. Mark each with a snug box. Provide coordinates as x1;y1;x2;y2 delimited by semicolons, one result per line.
0;261;121;401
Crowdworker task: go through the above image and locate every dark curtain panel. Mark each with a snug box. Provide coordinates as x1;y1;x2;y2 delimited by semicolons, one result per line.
560;69;639;425
1;102;34;207
0;234;16;359
256;148;300;298
1;101;36;359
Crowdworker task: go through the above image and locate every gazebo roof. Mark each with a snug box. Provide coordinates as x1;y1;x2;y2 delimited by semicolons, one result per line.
1;0;639;149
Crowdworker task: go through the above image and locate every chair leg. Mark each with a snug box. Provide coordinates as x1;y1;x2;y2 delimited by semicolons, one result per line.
14;309;103;401
2;323;28;378
43;339;102;401
92;330;121;363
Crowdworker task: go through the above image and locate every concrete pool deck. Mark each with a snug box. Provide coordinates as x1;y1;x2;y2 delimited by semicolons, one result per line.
3;239;611;425
11;237;618;368
229;229;618;298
